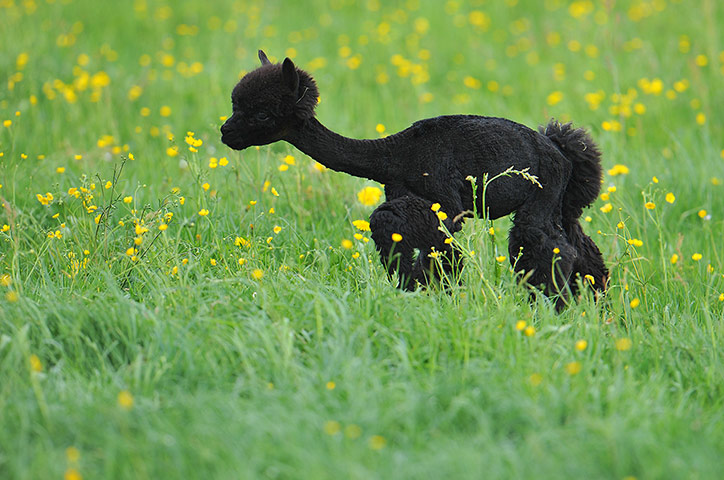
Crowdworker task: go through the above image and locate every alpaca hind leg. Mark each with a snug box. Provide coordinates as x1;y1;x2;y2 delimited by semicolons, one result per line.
565;218;608;295
509;218;577;311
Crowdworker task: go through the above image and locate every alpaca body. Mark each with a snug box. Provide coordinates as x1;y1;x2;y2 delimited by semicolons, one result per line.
221;51;608;309
286;115;546;220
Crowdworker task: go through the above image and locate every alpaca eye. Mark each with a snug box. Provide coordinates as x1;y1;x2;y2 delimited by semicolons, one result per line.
255;112;270;122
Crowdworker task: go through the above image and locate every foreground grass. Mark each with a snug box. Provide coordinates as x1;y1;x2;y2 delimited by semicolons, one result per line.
1;0;723;478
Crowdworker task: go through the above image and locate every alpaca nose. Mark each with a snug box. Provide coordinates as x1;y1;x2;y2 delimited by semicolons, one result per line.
220;121;230;135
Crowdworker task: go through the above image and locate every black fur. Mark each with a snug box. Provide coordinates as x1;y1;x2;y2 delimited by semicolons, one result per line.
221;51;608;309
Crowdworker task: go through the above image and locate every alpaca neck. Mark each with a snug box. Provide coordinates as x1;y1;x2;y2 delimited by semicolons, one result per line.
286;118;399;184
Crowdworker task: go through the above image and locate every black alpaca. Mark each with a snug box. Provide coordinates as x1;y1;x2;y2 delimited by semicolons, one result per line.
221;51;608;309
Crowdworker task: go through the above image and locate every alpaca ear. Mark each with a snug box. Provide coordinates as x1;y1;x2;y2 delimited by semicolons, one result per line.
258;50;271;66
281;57;300;93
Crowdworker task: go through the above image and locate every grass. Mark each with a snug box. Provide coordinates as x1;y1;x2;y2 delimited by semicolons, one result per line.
1;0;723;478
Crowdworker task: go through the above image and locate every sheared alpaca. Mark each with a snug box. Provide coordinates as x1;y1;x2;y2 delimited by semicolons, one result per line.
221;50;608;309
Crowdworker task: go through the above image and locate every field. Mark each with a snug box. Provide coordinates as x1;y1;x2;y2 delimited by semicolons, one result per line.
1;0;723;478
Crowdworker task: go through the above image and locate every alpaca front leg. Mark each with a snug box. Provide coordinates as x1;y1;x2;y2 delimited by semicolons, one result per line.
369;201;420;290
508;221;577;310
369;194;461;290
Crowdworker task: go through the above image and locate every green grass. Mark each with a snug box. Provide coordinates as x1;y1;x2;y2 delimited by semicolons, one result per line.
1;0;723;478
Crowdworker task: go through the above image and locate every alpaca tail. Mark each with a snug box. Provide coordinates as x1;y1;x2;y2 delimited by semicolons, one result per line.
539;120;602;221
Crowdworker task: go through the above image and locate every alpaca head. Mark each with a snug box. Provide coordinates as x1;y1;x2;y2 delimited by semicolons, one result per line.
220;50;319;150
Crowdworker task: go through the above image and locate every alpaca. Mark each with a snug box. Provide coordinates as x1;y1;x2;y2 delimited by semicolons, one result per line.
221;50;608;309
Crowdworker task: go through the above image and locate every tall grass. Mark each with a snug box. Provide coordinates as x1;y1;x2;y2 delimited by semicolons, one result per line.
1;0;723;478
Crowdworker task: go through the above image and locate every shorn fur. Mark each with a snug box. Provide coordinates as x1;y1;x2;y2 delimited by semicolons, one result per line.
221;51;608;310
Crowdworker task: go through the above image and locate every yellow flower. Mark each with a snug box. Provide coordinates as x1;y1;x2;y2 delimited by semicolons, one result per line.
202;182;210;191
627;238;643;247
238;258;247;266
584;274;595;285
159;224;168;231
219;157;228;166
56;167;66;174
123;196;132;204
691;253;702;261
278;164;289;172
495;255;506;262
326;381;336;390
546;90;564;106
553;247;560;254
198;209;209;216
357;186;382;206
391;233;402;242
5;290;19;302
665;192;675;204
575;340;588;351
375;124;386;134
430;203;441;212
369;435;387;450
670;254;679;264
436;211;448;221
2;120;11;127
523;326;536;337
615;338;632;351
273;225;282;234
565;361;582;375
719;293;724;302
630;298;640;308
600;203;612;213
64;468;82;480
117;390;134;410
271;187;279;197
160;105;172;117
323;420;341;435
352;220;370;231
252;269;264;280
341;239;353;249
607;164;630;176
210;258;217;266
283;155;296;165
66;446;80;463
166;146;178;157
0;274;11;287
698;209;707;218
644;202;655;210
515;320;526;331
29;354;43;372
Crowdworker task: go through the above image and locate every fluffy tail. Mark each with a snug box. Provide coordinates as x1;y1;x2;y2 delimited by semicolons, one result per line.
539;120;602;221
540;120;608;293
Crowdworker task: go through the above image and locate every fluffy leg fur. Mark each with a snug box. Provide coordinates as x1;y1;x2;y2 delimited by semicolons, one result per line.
370;188;462;290
508;138;576;310
565;218;608;295
540;120;608;296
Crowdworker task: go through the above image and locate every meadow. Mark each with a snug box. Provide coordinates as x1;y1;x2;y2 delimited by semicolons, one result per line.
1;0;723;478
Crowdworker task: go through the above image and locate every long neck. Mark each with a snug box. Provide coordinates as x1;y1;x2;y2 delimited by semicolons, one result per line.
285;118;401;184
